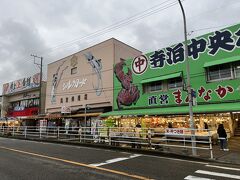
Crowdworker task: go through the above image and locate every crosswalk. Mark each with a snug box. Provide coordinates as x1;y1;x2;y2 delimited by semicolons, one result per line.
184;164;240;180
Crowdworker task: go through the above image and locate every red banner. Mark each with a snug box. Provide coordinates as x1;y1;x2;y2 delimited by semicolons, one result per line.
8;107;39;117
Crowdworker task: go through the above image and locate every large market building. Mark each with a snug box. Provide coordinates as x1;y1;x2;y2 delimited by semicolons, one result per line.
1;73;46;126
101;23;240;137
45;38;141;128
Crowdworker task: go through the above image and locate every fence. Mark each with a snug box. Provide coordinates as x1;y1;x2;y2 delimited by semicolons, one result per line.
0;126;214;159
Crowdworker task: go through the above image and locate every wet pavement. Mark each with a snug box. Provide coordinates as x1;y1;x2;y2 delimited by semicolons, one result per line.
1;133;239;165
212;136;240;165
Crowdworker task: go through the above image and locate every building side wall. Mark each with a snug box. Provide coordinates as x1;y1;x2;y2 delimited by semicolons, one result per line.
45;39;115;113
0;85;46;117
113;39;142;64
45;38;142;114
7;90;40;102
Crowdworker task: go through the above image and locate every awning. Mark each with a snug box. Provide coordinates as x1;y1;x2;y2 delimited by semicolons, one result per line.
21;116;46;120
141;72;182;84
21;112;101;120
63;112;101;118
100;102;240;117
203;55;240;68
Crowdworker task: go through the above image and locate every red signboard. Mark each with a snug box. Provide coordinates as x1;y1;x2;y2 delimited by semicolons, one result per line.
8;107;39;117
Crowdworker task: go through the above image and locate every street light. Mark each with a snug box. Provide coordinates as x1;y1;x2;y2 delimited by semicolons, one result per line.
177;0;197;156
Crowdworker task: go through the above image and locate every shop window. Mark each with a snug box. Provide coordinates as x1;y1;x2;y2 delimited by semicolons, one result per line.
168;77;183;90
28;99;34;107
66;97;68;103
84;94;88;100
12;101;20;108
71;67;77;75
60;98;63;103
234;61;240;78
207;63;232;82
72;96;74;102
143;81;162;93
14;98;40;108
78;95;81;101
33;99;37;106
20;100;25;107
34;99;39;106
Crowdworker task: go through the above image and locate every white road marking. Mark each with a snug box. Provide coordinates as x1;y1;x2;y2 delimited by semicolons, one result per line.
195;170;240;179
205;164;240;171
184;175;215;180
0;146;149;180
90;154;141;167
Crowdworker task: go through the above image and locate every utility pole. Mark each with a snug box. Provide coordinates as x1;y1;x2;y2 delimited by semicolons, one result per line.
31;54;43;115
177;0;196;156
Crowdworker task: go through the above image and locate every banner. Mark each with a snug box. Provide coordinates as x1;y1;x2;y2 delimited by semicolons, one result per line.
2;73;40;95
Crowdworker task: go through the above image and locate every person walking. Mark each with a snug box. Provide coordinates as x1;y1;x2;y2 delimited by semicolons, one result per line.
135;123;142;149
217;124;229;151
168;122;173;128
204;122;208;129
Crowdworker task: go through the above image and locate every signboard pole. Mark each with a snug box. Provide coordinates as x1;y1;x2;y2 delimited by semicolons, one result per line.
178;0;197;156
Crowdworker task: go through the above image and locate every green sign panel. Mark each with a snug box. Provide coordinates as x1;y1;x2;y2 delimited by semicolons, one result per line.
114;23;240;110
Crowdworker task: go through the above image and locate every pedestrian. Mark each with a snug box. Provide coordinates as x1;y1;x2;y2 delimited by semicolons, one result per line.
168;122;173;128
134;123;142;149
204;122;208;130
217;124;229;151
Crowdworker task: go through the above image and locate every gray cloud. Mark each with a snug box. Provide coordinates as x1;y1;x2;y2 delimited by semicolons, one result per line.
0;19;48;88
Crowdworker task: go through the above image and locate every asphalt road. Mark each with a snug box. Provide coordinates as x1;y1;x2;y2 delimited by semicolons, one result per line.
0;137;240;180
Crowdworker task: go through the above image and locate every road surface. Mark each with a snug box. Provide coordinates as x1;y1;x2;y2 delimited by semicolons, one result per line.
0;137;240;180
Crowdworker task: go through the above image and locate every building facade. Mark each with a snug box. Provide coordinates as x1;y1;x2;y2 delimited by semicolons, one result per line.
1;73;46;126
45;38;141;127
102;24;240;136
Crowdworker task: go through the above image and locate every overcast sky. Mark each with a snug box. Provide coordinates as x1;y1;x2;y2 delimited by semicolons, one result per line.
0;0;239;93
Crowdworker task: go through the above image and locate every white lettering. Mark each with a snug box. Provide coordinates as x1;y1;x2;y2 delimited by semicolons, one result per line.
63;78;87;91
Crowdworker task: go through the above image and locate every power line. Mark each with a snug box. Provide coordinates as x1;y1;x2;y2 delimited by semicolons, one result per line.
188;23;239;35
37;0;179;56
13;0;238;73
18;0;236;66
16;0;179;66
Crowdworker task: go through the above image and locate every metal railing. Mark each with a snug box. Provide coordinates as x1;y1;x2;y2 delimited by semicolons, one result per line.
0;126;214;159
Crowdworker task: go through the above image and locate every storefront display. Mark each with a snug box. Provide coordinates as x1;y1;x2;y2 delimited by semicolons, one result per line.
0;119;22;127
104;112;232;136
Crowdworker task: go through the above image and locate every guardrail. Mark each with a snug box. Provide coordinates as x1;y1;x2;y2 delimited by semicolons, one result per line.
0;126;214;159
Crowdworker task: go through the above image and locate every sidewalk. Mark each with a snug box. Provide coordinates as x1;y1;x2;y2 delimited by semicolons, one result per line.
212;136;240;165
147;136;240;165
